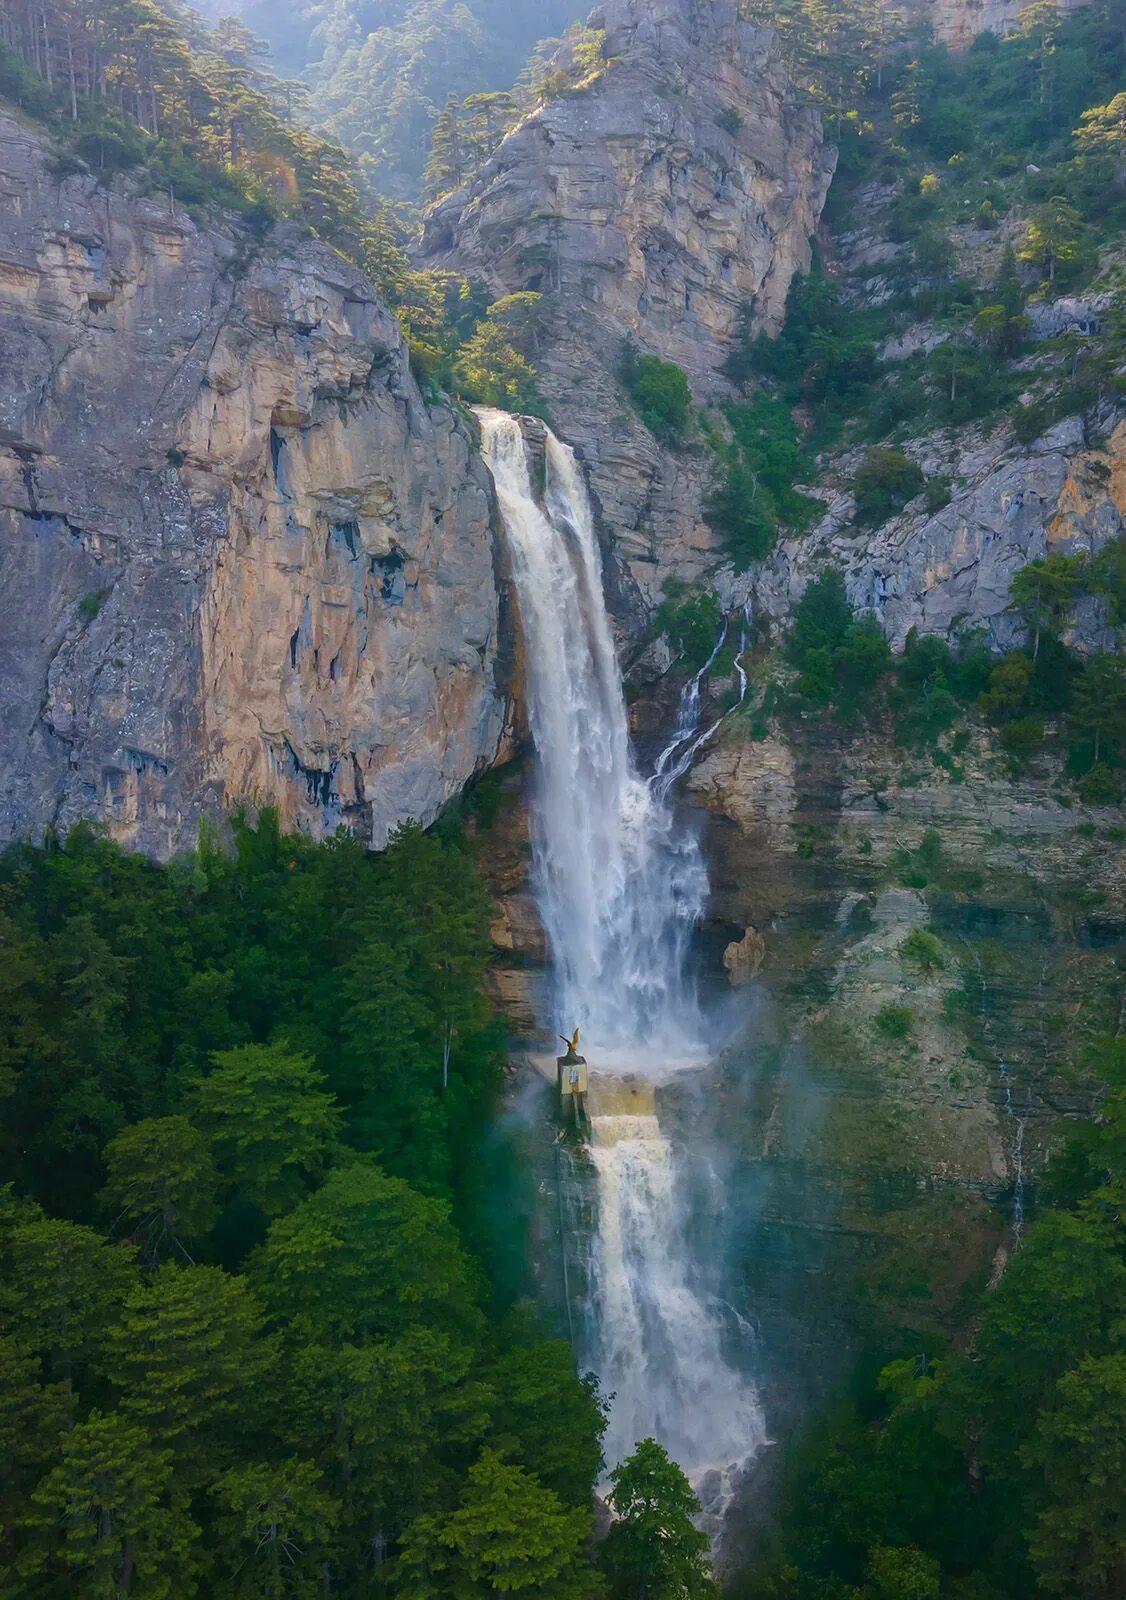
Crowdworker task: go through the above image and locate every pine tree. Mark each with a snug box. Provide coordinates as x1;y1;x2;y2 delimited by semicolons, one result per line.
190;1045;341;1217
18;1410;202;1598
601;1438;717;1600
424;94;464;199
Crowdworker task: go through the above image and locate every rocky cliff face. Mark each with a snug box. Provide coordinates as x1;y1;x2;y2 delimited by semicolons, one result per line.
904;0;1087;51
755;413;1126;653
420;0;835;609
0;111;509;857
682;707;1123;1438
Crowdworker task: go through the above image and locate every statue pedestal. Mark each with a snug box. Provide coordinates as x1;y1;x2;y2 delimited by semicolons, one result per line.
557;1052;588;1126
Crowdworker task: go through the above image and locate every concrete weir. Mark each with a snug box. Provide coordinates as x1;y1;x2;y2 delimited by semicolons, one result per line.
524;1051;657;1134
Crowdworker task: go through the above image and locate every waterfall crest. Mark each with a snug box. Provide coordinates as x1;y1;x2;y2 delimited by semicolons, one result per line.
477;408;765;1523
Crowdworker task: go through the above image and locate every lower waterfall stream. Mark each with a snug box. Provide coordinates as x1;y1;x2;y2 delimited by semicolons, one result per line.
478;409;766;1530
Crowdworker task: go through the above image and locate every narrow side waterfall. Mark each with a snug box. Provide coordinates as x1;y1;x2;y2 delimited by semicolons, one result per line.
478;408;766;1525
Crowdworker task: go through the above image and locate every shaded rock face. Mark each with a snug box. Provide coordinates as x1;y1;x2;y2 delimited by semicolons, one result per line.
680;714;1124;1444
756;414;1126;653
420;0;834;609
0;112;509;856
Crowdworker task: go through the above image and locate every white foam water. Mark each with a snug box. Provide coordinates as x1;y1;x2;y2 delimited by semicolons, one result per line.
478;409;765;1527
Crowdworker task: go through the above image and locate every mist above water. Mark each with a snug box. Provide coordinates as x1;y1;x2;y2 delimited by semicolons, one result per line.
478;409;766;1525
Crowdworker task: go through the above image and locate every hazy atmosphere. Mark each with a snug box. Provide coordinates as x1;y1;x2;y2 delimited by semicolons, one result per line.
0;0;1124;1595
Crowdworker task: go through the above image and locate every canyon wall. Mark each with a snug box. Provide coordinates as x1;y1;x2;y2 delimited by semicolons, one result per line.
419;0;836;608
0;111;509;857
904;0;1088;51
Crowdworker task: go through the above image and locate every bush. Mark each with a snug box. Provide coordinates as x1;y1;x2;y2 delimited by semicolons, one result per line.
454;322;541;413
653;581;722;669
924;475;952;513
903;929;945;972
715;107;742;135
704;393;822;569
78;589;109;622
999;715;1046;759
727;266;880;409
785;571;891;719
876;1005;916;1038
853;449;925;525
1077;763;1117;805
620;337;691;446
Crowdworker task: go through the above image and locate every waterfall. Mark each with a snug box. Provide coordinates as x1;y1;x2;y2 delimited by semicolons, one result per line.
479;408;706;1053
478;408;765;1525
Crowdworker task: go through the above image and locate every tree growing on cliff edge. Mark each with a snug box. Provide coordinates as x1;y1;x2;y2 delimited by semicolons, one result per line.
1018;198;1089;288
1009;552;1084;660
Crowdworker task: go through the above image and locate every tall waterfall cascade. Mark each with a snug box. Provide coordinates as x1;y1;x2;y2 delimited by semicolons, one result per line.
477;408;766;1524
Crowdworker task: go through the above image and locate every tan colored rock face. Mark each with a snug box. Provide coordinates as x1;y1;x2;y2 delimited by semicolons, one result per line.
724;926;766;984
902;0;1086;50
419;0;835;609
0;112;509;856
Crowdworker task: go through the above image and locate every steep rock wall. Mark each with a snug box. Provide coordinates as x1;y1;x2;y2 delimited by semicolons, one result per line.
0;111;509;856
419;0;835;609
754;414;1125;653
903;0;1087;50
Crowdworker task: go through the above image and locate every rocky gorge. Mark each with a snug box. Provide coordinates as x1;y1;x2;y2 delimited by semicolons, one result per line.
0;0;1124;1581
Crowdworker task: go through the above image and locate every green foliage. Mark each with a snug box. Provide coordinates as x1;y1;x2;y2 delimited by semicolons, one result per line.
78;588;110;623
424;90;519;200
922;475;951;513
1023;1354;1126;1597
902;929;945;973
192;1045;341;1218
866;1543;940;1600
754;1032;1126;1599
875;1005;914;1039
602;1438;716;1600
971;304;1030;359
253;1160;482;1346
396;1448;605;1599
0;819;609;1594
1009;551;1085;658
892;660;965;749
455;319;542;413
1018;197;1092;289
653;581;723;670
235;0;580;198
852;449;925;526
101;1116;219;1265
620;338;692;447
731;266;880;417
0;10;391;292
17;1410;201;1599
783;570;892;721
704;393;823;570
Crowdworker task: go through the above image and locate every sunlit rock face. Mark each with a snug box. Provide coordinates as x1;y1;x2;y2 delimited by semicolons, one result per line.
419;0;836;606
902;0;1087;51
0;112;509;856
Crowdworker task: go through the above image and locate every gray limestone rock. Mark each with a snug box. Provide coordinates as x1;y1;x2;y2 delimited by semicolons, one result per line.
0;111;509;856
418;0;835;613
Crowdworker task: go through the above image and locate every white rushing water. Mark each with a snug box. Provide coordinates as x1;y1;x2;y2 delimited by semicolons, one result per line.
478;408;765;1526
